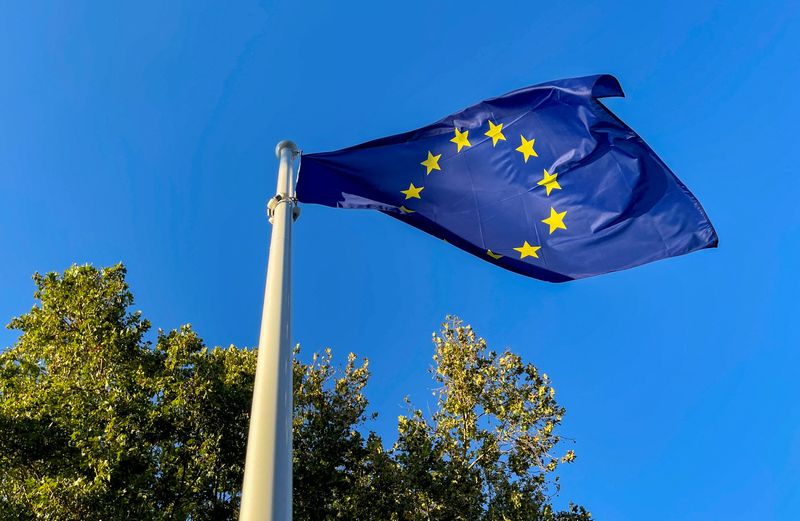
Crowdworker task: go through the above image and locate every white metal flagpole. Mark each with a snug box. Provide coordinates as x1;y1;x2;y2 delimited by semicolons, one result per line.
240;140;299;521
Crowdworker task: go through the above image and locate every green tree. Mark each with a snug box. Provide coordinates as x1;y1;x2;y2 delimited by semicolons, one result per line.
0;265;256;520
0;264;590;520
391;318;590;521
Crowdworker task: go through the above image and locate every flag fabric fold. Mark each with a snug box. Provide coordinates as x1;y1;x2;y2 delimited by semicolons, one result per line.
296;74;717;282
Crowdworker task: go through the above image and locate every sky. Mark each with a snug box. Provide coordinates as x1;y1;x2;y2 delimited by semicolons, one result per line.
1;1;799;519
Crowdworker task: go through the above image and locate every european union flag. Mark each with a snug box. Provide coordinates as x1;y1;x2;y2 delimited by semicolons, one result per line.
296;74;717;282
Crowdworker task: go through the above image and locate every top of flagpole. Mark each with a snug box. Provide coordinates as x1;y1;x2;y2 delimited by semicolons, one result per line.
275;140;299;159
271;140;300;222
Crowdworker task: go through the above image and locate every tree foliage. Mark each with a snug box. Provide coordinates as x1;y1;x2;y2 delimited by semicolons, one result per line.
0;265;254;520
0;264;590;520
391;320;588;520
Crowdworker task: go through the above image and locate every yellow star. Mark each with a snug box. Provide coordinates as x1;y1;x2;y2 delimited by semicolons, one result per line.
399;206;415;213
537;169;561;196
401;182;424;200
420;151;442;175
450;128;471;152
486;249;503;259
541;207;567;234
513;241;541;259
515;135;538;163
484;121;506;146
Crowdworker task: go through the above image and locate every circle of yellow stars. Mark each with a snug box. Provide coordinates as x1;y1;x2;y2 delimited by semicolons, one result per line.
397;120;569;264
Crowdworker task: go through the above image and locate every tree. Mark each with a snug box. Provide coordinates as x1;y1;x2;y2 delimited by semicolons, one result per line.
391;319;590;520
0;265;255;520
0;264;590;520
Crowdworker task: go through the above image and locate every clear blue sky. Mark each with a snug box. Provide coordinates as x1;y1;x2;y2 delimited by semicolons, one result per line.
1;1;798;519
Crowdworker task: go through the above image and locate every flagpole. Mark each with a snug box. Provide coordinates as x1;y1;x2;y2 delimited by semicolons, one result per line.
240;140;299;521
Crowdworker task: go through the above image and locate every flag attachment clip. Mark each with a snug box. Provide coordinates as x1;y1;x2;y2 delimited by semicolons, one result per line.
267;194;300;224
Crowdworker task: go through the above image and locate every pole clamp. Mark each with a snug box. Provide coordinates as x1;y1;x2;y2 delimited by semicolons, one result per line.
267;194;300;224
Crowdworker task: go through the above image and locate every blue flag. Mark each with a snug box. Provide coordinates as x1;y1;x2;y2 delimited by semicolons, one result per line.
296;74;717;282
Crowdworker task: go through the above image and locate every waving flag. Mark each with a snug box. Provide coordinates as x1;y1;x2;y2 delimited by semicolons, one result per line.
296;74;717;282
